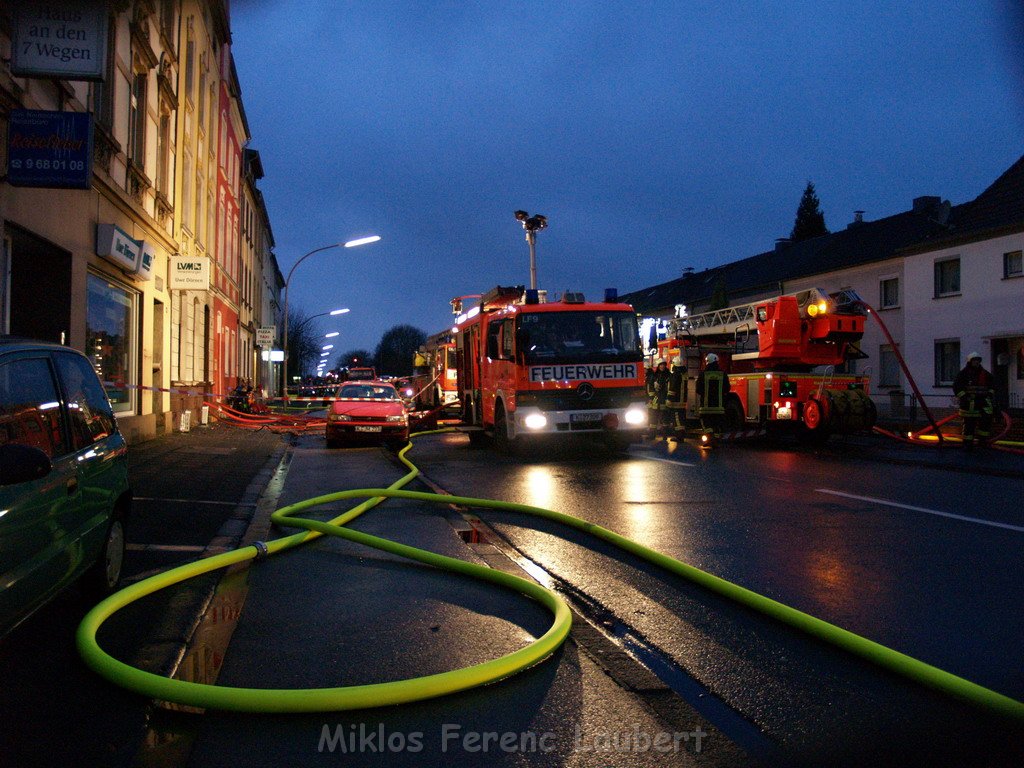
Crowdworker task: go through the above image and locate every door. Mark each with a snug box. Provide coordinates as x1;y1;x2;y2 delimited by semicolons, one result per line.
0;353;77;631
6;225;72;344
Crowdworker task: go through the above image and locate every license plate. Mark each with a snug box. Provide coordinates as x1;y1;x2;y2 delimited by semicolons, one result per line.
354;425;382;432
570;412;602;424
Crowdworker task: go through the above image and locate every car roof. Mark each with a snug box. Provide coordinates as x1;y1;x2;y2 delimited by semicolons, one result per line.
0;335;82;354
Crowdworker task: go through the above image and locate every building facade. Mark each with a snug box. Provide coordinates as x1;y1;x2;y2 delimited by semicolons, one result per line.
0;1;282;442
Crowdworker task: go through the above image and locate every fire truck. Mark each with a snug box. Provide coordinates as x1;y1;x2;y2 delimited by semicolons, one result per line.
453;285;648;452
658;287;877;442
410;329;458;410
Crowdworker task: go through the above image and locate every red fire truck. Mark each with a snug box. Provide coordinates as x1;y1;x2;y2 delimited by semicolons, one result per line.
410;330;458;411
454;286;648;452
658;287;877;442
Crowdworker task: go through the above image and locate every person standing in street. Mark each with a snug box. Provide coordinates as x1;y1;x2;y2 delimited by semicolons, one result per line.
953;351;995;447
647;358;671;437
696;352;730;435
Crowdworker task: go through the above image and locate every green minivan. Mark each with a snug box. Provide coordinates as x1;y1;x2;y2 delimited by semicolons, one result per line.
0;337;132;639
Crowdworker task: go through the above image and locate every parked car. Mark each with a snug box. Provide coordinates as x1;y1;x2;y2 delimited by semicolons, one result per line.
326;381;409;449
0;337;132;639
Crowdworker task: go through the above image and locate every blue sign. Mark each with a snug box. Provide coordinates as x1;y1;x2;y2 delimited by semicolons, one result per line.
7;109;93;189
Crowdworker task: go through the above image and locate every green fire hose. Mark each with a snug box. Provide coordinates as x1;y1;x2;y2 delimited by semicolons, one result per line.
77;432;1024;721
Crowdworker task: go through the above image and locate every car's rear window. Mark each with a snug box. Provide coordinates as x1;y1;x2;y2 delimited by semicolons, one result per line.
337;385;398;400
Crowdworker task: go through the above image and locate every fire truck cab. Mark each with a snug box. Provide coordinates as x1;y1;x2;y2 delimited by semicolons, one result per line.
454;286;648;452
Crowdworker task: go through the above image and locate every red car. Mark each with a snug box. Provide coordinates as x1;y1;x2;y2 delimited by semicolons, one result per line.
326;381;409;449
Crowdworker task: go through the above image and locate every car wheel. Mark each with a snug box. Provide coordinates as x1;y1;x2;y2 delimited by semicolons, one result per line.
84;515;125;599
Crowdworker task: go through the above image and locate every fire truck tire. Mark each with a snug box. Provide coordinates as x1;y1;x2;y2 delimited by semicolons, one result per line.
804;398;824;431
494;406;514;454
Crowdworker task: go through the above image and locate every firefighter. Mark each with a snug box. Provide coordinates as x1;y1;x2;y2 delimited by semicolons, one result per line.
666;354;688;435
647;358;671;437
953;351;995;447
696;353;730;435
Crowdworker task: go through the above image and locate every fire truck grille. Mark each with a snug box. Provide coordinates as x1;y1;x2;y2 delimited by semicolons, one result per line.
524;387;639;411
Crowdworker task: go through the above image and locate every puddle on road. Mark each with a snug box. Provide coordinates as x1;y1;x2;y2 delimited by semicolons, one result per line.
134;566;249;767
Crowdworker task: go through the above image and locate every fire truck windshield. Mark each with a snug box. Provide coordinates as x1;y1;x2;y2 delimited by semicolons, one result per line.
518;311;640;364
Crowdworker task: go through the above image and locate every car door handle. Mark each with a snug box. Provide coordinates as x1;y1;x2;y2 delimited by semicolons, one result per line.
66;477;79;496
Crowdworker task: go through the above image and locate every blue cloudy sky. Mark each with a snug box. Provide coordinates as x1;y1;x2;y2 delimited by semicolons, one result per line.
230;1;1023;360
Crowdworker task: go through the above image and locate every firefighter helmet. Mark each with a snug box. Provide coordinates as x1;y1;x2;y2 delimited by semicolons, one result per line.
705;353;719;364
672;355;682;367
654;358;666;367
966;351;982;362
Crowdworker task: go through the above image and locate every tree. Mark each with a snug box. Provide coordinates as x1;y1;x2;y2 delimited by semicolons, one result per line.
789;181;829;243
286;308;322;380
337;348;374;371
374;324;427;377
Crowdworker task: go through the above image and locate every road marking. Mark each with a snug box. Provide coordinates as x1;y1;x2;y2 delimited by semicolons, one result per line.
641;455;696;467
816;489;1024;533
133;497;257;507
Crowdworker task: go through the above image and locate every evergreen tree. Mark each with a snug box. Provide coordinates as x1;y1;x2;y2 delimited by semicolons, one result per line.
789;181;829;242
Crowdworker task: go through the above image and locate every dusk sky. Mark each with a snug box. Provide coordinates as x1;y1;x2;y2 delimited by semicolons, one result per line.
230;1;1024;363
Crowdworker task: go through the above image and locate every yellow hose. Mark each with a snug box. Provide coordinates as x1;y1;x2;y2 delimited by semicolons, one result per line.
77;431;1024;721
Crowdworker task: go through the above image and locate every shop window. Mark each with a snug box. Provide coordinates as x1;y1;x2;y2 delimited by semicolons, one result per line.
86;274;137;413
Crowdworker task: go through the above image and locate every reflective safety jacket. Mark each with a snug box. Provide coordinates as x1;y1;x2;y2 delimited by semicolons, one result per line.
953;364;994;417
696;363;730;416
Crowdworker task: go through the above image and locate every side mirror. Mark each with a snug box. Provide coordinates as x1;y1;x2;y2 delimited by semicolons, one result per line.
0;443;53;486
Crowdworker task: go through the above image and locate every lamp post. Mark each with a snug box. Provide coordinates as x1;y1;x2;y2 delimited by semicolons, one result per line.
514;210;548;290
281;236;379;397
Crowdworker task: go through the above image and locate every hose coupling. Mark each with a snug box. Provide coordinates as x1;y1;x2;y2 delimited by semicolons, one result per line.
251;540;269;560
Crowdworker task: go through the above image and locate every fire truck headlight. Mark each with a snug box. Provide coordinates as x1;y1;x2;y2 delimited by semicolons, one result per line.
524;413;548;430
624;407;647;426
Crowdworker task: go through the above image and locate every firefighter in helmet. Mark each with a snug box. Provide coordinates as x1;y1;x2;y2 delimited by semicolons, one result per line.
666;354;688;435
647;358;671;437
696;352;730;435
953;351;995;447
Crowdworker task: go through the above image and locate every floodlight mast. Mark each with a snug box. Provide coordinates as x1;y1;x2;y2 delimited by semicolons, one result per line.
514;210;548;290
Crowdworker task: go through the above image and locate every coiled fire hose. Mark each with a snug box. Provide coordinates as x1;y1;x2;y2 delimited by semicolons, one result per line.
77;432;1024;721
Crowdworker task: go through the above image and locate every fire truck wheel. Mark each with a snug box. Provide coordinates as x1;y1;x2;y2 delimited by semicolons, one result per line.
804;399;823;431
494;406;513;454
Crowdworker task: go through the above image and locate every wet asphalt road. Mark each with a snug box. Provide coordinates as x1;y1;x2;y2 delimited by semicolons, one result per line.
405;431;1024;765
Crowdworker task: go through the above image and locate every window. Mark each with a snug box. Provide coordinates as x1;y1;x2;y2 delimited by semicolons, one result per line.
156;111;171;195
934;258;960;297
92;16;117;128
182;150;193;231
54;352;116;450
1005;250;1023;279
86;274;137;413
128;71;147;164
184;29;195;101
879;345;900;387
879;277;899;309
934;340;960;387
0;358;67;457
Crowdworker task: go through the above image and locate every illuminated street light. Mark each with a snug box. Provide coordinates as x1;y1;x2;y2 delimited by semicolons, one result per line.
282;237;379;398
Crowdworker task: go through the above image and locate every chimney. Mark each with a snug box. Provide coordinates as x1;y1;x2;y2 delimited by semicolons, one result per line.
774;238;791;252
913;196;940;214
847;210;865;229
682;266;695;276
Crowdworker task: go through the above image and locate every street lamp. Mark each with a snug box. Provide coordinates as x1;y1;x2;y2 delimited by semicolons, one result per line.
514;210;548;290
281;237;378;397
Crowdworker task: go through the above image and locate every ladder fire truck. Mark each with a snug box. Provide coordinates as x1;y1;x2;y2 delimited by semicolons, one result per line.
454;285;649;452
658;287;877;442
